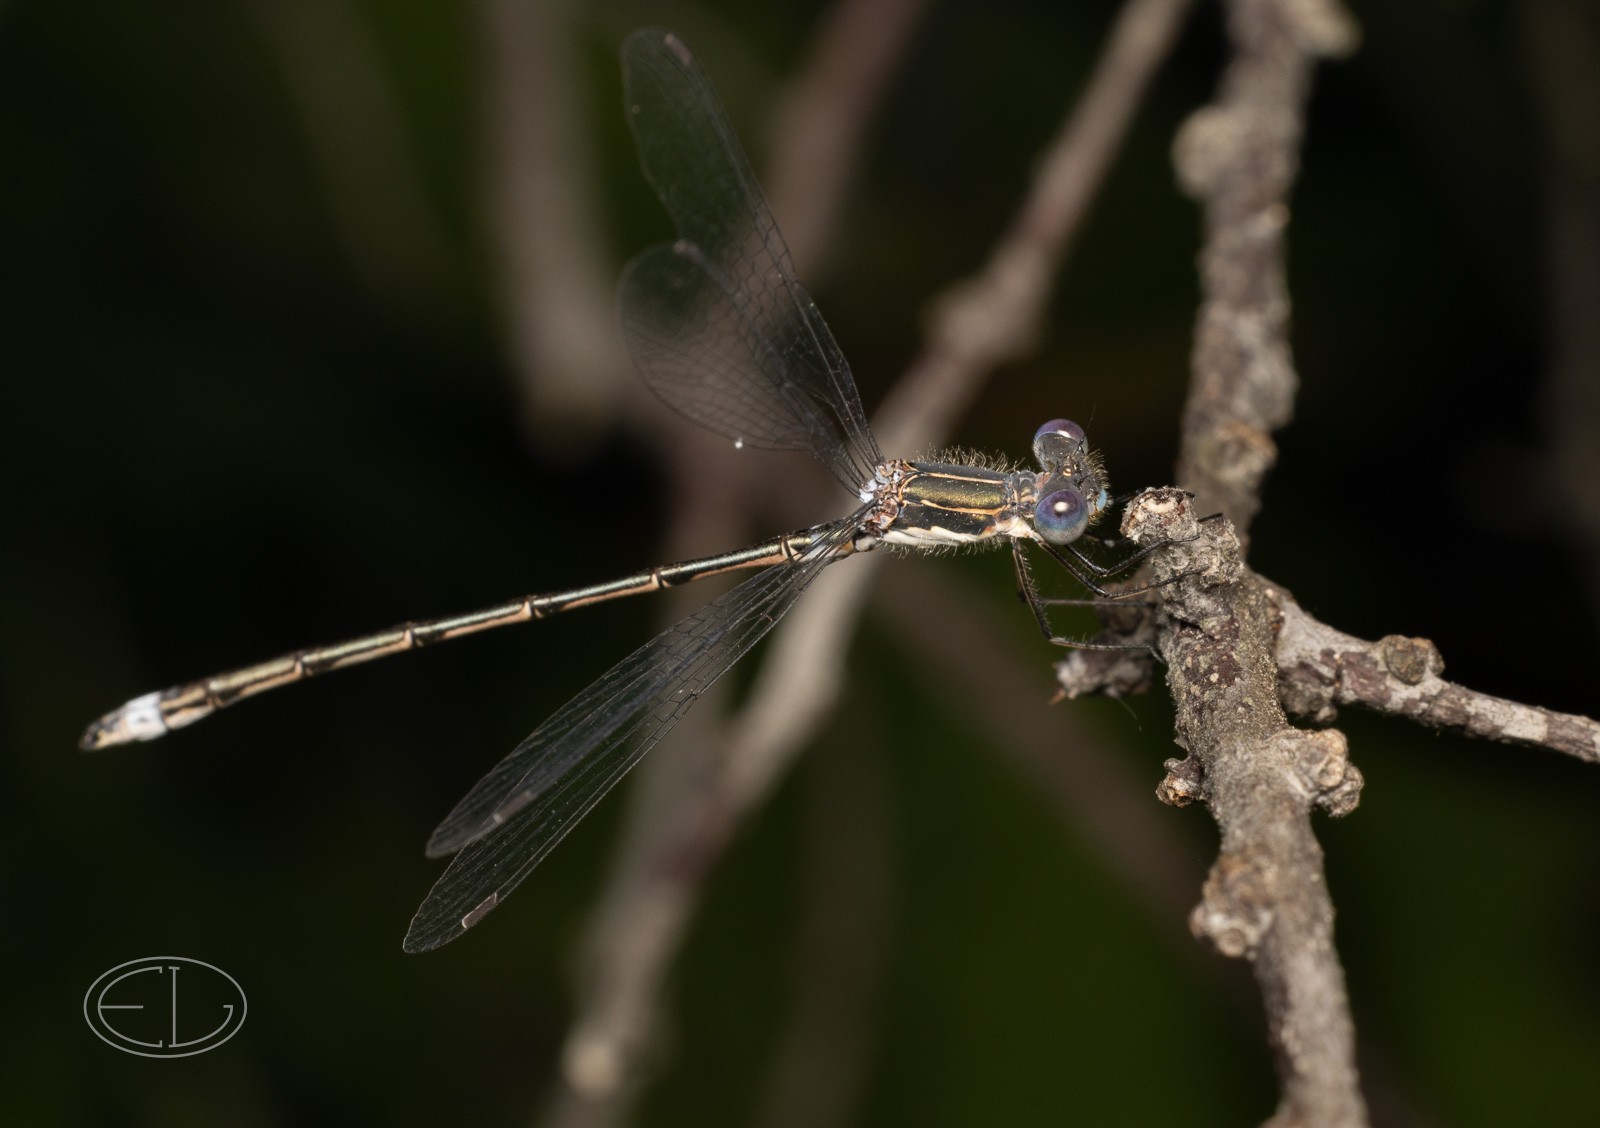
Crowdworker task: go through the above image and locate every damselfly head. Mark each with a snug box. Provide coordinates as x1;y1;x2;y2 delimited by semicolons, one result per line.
1025;419;1108;544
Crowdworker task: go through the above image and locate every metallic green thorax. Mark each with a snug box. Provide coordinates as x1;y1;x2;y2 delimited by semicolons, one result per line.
881;462;1019;547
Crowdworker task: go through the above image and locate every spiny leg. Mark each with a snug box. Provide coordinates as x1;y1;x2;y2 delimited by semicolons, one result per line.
1040;539;1174;595
1011;541;1158;655
1040;508;1225;595
1012;536;1055;636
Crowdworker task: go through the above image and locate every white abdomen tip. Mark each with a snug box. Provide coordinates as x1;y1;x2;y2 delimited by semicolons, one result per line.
79;691;169;750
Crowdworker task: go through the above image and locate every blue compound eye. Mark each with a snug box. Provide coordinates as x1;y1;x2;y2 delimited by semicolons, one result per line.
1034;487;1089;544
1032;419;1087;468
1033;418;1086;447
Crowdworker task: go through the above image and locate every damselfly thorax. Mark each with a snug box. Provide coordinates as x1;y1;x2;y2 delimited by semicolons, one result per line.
867;445;1110;551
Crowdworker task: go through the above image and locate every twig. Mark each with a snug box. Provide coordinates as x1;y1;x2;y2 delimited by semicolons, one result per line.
1127;492;1366;1128
1172;0;1356;545
1057;6;1600;1119
882;561;1444;1123
1269;582;1600;762
1158;1;1365;1124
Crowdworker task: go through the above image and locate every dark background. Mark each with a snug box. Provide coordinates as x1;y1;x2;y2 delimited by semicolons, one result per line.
4;1;1598;1125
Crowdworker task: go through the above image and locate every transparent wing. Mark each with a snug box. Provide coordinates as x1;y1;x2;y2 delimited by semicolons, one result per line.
403;517;860;953
618;27;881;493
621;241;860;478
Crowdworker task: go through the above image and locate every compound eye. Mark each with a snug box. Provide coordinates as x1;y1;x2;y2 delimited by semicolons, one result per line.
1032;418;1087;467
1033;418;1086;447
1034;487;1089;544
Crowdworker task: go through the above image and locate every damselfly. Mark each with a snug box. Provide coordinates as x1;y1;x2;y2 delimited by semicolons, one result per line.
83;29;1150;952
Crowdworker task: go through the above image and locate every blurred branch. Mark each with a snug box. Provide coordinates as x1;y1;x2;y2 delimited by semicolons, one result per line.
874;0;1197;452
543;527;880;1128
751;726;891;1128
539;3;925;1122
539;427;755;1128
539;1;1196;1122
876;563;1209;924
480;0;632;448
741;0;1204;835
764;0;930;277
